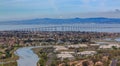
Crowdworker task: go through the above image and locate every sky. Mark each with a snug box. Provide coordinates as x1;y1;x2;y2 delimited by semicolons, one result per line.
0;0;120;21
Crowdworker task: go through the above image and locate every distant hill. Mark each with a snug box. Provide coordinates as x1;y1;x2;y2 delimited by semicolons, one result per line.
0;17;120;25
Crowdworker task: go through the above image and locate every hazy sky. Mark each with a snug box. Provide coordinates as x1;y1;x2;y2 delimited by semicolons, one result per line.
0;0;120;21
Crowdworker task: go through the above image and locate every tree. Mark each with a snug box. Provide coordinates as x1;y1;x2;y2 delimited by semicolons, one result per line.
63;58;69;66
50;61;57;66
112;46;117;50
82;61;89;66
39;58;45;66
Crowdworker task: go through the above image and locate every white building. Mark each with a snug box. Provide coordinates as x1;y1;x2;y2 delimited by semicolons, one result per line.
99;44;120;49
90;44;100;46
77;51;97;56
61;51;75;54
67;44;88;48
54;46;68;51
57;53;74;60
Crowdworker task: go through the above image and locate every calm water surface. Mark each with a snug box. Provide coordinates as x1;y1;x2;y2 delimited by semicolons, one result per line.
115;38;120;42
15;47;39;66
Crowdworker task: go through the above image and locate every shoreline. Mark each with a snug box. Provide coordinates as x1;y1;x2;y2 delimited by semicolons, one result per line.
15;46;42;66
0;47;19;66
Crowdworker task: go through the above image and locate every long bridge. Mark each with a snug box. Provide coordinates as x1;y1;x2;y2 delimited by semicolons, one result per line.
9;25;120;32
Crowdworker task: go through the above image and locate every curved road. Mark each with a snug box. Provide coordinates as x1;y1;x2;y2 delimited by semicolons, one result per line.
15;47;39;66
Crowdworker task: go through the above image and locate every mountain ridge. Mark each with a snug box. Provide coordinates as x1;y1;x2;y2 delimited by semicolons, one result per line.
0;17;120;25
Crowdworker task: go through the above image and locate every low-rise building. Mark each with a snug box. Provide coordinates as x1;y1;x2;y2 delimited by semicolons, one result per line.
99;44;120;49
90;44;100;46
57;53;74;61
67;44;88;48
54;46;68;51
60;51;75;54
77;51;97;56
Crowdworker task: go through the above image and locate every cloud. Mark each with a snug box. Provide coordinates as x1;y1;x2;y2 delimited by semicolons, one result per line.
49;0;60;13
81;0;97;3
63;10;120;18
0;0;120;21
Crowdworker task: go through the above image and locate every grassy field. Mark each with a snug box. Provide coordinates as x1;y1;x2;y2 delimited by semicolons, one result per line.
0;61;17;66
0;47;19;66
0;47;19;62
